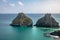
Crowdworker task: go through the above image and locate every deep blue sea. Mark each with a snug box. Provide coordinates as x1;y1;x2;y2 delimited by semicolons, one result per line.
0;14;60;40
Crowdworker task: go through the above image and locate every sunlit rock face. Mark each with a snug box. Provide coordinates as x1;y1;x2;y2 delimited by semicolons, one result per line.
35;13;59;27
10;12;33;27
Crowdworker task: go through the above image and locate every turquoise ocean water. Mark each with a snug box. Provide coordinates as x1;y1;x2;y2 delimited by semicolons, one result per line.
0;14;60;40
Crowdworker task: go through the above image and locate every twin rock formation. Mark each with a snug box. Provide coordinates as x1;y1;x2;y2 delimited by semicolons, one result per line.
10;12;59;27
10;12;33;27
35;14;59;27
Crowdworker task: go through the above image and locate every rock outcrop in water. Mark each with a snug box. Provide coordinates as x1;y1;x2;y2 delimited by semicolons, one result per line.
50;30;60;36
10;12;33;27
35;13;59;27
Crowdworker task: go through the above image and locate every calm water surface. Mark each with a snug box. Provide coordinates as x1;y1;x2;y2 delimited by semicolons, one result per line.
0;14;60;40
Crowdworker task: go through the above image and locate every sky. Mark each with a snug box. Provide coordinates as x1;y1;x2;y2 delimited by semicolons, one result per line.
0;0;60;14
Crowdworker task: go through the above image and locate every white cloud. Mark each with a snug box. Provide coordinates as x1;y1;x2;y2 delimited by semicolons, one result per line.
9;3;15;7
18;1;24;6
2;0;7;2
1;0;60;13
41;0;60;13
23;0;60;13
2;7;6;11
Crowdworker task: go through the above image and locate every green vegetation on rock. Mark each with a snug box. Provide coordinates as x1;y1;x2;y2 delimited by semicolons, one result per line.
10;12;33;27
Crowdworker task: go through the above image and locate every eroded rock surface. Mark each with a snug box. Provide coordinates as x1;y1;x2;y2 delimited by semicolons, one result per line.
10;12;33;27
35;13;59;27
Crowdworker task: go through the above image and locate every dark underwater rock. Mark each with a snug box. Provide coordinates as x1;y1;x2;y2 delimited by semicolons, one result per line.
10;12;33;27
35;13;59;27
50;30;60;36
44;31;60;39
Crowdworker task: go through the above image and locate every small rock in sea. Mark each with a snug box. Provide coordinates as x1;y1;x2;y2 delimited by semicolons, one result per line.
35;13;59;27
50;30;60;36
49;30;60;39
10;12;33;27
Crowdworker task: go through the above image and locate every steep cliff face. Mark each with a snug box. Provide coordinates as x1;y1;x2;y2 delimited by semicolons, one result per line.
35;14;59;27
10;12;33;27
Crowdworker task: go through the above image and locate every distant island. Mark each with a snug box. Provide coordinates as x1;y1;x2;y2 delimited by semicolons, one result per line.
10;12;33;27
35;13;59;27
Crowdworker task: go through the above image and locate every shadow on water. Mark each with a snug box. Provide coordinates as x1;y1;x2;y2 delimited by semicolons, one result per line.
10;26;33;33
11;26;59;33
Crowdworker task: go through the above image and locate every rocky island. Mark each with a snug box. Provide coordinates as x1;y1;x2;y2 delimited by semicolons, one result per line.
35;13;59;27
10;12;33;27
